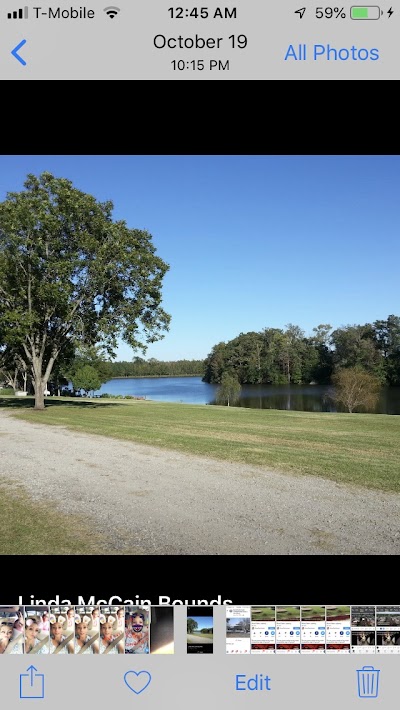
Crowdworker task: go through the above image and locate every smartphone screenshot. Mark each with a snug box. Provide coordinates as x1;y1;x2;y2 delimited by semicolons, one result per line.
187;607;213;654
276;606;301;653
250;606;276;654
351;606;376;653
301;605;326;653
226;606;251;654
376;606;400;653
326;606;351;653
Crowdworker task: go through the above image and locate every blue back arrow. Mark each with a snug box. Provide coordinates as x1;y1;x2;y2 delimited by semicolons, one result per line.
11;39;27;65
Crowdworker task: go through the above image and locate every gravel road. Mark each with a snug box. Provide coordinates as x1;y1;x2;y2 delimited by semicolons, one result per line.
1;409;400;555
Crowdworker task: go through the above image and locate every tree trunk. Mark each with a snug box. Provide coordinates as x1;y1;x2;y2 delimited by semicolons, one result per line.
34;379;45;410
31;350;57;410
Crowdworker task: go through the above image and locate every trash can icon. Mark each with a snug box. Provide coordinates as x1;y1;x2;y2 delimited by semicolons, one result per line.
357;666;380;698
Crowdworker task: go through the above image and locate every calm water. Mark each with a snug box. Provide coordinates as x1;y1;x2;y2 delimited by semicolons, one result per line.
96;377;400;414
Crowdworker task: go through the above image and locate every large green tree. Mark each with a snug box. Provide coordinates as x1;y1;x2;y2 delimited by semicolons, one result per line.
0;172;170;409
216;372;241;406
373;315;400;385
71;364;102;396
330;367;381;413
187;618;198;634
330;324;384;379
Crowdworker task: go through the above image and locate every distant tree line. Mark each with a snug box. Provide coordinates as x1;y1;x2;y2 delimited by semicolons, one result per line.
202;316;400;386
109;358;204;378
0;350;205;395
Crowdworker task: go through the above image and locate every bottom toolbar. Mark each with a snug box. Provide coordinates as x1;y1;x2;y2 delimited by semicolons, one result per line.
0;654;395;709
2;604;400;656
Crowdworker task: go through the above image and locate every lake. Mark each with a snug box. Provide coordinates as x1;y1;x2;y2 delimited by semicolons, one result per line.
95;377;400;414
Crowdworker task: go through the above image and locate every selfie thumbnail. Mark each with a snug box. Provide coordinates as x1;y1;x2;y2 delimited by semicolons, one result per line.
125;606;150;654
75;605;99;654
0;606;24;654
99;606;124;654
25;606;50;654
49;606;74;654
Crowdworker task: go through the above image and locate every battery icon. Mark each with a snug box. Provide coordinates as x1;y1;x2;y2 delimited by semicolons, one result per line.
350;6;381;18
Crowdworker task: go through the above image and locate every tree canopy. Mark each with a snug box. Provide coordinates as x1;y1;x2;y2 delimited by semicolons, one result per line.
216;372;241;406
71;364;102;396
0;172;170;409
203;316;400;387
330;367;382;413
187;618;198;634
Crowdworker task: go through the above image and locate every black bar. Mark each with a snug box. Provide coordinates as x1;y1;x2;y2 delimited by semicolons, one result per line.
19;7;23;17
13;10;17;18
7;12;12;18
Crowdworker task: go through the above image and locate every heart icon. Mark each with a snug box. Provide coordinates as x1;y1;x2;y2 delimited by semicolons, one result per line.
124;670;152;695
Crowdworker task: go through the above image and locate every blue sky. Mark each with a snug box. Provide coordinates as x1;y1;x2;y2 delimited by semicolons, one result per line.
1;155;398;361
188;616;213;628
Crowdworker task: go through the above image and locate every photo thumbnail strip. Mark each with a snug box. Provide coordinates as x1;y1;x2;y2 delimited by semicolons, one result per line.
301;606;326;653
226;606;251;654
187;606;213;654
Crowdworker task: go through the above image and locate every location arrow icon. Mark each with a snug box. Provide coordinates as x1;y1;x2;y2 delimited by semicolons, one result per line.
11;39;27;65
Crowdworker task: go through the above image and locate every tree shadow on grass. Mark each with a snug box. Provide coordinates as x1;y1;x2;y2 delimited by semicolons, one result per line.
0;397;120;410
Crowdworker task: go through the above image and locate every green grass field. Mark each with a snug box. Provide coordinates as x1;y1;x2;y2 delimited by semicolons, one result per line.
251;607;276;621
276;606;301;620
326;606;350;618
300;605;326;620
2;396;400;492
0;478;116;555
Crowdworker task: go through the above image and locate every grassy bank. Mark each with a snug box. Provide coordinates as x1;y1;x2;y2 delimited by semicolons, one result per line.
0;478;115;555
3;396;400;493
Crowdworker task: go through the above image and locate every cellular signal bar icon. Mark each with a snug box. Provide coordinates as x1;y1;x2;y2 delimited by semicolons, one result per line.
8;6;28;18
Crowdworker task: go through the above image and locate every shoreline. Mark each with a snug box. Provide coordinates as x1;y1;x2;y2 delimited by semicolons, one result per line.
110;374;203;379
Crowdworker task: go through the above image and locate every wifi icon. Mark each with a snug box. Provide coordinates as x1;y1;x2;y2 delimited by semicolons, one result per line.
103;6;120;17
